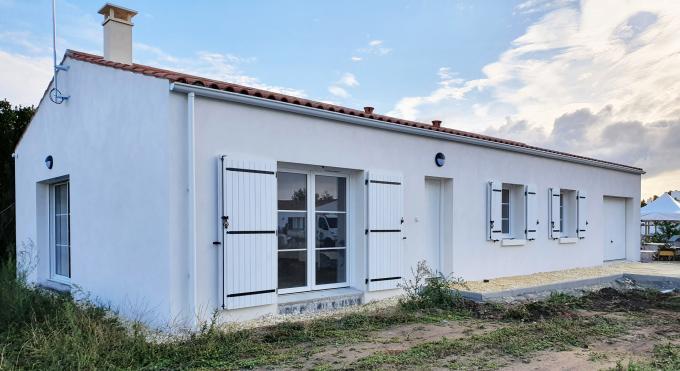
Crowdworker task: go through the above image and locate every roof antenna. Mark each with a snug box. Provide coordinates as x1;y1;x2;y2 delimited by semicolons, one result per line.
49;0;70;104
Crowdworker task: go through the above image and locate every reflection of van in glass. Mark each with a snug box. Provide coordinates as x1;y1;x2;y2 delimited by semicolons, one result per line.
280;216;306;249
317;214;338;247
285;216;306;239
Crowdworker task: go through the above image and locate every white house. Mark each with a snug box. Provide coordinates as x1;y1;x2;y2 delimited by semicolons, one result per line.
15;4;642;327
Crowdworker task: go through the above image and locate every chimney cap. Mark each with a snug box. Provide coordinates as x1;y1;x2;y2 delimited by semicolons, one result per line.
98;3;137;24
432;120;442;128
363;106;374;114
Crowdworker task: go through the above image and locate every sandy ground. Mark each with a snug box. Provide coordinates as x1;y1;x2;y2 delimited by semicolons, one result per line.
464;261;680;293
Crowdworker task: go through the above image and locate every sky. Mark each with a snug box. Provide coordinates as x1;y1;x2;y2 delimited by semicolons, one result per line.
1;0;679;199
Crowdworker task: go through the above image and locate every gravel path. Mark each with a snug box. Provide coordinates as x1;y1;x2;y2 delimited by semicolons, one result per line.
464;261;680;293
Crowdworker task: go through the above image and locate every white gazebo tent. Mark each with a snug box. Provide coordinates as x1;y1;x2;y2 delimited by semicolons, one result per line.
641;193;680;236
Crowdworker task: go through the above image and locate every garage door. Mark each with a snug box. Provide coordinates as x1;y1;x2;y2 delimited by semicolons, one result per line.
603;197;626;261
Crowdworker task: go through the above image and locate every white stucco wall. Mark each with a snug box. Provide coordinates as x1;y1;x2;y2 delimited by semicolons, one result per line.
14;59;184;326
185;95;640;323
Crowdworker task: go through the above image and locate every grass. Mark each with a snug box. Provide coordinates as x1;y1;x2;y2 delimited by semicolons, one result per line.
1;257;677;370
613;344;680;371
0;258;469;369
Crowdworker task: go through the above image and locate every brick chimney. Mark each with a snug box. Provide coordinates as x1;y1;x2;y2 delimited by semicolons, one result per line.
98;3;137;64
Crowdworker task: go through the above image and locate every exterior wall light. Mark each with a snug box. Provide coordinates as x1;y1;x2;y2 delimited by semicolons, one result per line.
435;152;445;167
45;155;53;169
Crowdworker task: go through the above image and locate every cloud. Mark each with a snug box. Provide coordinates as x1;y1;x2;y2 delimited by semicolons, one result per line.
0;51;52;106
388;0;680;197
483;107;680;197
327;72;359;99
328;85;349;98
514;0;577;15
338;72;359;87
351;56;362;62
134;44;305;97
359;39;392;56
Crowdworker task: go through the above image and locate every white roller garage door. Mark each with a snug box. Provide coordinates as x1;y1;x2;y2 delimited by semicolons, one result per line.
603;197;627;261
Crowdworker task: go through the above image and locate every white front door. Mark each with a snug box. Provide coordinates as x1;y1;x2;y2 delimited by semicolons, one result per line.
604;197;627;261
424;178;442;272
277;171;349;293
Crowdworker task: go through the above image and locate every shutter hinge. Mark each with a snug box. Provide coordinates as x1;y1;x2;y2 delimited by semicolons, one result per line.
365;179;368;185
222;216;229;229
365;229;368;235
365;278;369;284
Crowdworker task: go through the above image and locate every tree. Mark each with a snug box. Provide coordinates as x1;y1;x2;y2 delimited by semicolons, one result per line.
0;99;35;260
641;199;647;207
650;221;680;243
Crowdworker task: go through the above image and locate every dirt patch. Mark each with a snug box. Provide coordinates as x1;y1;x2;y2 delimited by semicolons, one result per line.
302;319;502;369
259;288;680;370
500;318;680;370
579;287;680;311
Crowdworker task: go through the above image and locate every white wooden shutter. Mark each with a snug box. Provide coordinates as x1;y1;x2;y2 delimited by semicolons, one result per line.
487;181;502;241
525;184;538;240
577;190;588;239
549;187;561;239
222;158;277;309
366;171;404;291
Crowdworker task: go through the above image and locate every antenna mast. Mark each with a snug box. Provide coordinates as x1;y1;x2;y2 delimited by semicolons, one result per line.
50;0;69;104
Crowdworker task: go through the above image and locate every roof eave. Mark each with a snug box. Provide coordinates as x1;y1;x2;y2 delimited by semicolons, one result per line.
170;82;645;175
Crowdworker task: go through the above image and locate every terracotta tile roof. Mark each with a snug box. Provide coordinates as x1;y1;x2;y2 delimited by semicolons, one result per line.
66;50;643;173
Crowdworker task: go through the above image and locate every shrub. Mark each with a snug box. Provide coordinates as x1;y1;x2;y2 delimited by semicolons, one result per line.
399;260;468;311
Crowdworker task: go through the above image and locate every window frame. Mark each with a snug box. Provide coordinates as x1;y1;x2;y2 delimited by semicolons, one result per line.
49;180;71;283
277;169;350;294
559;194;564;234
501;188;511;236
559;189;577;239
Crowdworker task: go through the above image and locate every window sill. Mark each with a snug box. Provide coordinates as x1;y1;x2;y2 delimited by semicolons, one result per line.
501;239;527;246
39;279;72;293
559;237;578;244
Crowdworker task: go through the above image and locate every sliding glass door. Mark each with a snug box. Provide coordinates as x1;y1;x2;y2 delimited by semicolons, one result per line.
277;171;348;293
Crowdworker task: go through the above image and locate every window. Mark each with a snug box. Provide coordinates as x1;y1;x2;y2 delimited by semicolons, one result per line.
501;183;524;239
501;189;510;234
559;189;577;238
277;172;308;290
51;181;70;279
277;171;349;293
314;175;347;286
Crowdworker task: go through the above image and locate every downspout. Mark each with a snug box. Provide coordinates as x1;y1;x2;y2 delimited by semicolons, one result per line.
187;92;197;327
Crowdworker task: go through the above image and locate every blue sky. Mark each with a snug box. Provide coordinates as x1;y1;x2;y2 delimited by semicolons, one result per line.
1;0;680;197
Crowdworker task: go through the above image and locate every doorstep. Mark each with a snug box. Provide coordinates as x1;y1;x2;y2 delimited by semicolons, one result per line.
277;287;363;315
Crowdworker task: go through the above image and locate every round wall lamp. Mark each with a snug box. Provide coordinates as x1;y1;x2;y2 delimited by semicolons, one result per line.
434;152;446;167
434;152;445;167
45;155;53;169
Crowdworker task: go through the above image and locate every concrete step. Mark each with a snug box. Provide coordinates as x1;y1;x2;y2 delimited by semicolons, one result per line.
277;288;363;315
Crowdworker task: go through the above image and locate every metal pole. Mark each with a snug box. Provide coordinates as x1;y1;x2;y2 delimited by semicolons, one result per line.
52;0;58;92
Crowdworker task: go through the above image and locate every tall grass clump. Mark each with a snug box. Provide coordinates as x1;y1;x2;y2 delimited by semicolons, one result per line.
0;258;155;369
0;258;458;369
399;260;468;311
